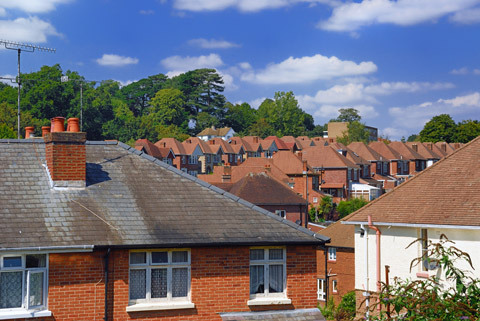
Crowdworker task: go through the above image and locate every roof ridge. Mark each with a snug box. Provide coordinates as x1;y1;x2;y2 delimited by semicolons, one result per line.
346;135;480;222
115;141;329;242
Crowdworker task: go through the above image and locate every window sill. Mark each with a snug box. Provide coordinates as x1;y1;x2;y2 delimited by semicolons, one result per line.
126;301;195;312
247;298;292;306
0;309;51;320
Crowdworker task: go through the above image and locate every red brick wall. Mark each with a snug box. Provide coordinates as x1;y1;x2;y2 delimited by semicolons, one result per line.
12;246;317;321
44;132;86;181
317;248;355;306
260;204;305;225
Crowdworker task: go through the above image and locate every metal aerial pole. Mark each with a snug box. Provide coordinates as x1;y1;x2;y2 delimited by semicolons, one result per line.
1;40;56;138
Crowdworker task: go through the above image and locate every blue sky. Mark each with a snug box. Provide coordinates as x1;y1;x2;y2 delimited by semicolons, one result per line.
1;0;480;140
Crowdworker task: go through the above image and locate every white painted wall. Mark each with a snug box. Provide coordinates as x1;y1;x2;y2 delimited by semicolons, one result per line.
354;225;480;293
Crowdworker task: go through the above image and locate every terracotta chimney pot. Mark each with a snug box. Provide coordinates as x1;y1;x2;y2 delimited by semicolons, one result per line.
67;118;80;132
25;126;34;138
51;117;65;132
42;126;51;137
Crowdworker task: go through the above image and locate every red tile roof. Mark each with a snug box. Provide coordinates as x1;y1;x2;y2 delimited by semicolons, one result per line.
302;146;359;169
405;142;442;160
155;137;187;155
345;135;480;226
348;142;384;162
264;136;290;150
368;141;402;160
388;141;426;160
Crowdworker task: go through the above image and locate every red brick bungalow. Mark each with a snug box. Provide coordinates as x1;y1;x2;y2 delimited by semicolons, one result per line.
0;126;329;320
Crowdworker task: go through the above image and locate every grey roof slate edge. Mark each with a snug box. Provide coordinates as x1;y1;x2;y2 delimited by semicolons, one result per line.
0;139;42;144
112;140;328;243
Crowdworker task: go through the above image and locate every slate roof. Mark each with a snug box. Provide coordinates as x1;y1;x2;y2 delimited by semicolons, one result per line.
0;139;329;249
228;173;306;206
220;308;325;321
344;136;480;227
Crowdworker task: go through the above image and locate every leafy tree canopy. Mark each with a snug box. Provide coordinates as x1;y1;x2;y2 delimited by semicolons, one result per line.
330;108;362;123
336;120;370;145
336;198;368;219
419;114;457;143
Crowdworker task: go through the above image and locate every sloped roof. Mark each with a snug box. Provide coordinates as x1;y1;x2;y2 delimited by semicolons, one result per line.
345;136;480;227
228;173;306;205
264;136;290;150
184;136;214;154
405;142;442;160
302;146;360;169
135;139;173;159
0;139;329;249
348;142;384;162
272;150;310;175
320;220;354;248
435;142;456;155
197;126;233;137
368;141;402;160
155;137;186;155
388;141;426;160
209;137;235;154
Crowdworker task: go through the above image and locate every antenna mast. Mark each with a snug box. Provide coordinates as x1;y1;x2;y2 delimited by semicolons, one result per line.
0;40;56;138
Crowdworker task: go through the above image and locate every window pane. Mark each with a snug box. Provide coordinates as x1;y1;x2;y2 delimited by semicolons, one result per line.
129;269;146;300
269;249;283;260
3;256;22;268
28;272;44;307
172;251;188;263
172;268;188;297
151;269;167;298
130;252;146;265
26;254;46;268
269;265;284;293
250;249;264;261
0;272;22;308
152;252;168;264
250;265;264;294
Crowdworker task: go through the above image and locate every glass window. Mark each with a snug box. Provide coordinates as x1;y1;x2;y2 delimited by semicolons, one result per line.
328;247;337;261
249;248;286;298
129;250;191;303
332;280;338;293
0;254;47;310
317;279;326;301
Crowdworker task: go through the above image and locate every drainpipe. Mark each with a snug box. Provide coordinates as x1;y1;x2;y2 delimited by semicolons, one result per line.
361;224;370;320
368;215;381;311
104;248;111;321
324;245;329;304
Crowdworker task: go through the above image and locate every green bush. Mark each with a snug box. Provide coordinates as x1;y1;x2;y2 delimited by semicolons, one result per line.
336;198;368;219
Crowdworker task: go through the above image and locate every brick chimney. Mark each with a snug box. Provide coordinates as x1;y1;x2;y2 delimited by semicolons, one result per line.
222;165;232;182
44;117;86;188
25;126;34;138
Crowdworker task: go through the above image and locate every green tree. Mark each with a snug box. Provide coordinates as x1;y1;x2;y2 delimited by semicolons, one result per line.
256;92;313;137
150;88;188;129
336;121;370;145
223;102;257;134
407;134;419;142
0;123;16;138
419;114;457;143
83;80;118;140
454;119;480;143
336;198;368;219
102;99;138;142
117;74;167;116
309;196;333;222
331;108;362;123
247;118;275;138
194;111;220;133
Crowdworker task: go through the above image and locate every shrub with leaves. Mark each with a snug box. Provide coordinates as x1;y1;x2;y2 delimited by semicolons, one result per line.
369;235;480;320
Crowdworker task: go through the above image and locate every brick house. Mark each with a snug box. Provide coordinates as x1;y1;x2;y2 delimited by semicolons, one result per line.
302;146;360;203
0;125;329;321
134;139;175;166
207;137;245;166
387;141;427;175
316;221;355;306
368;141;409;180
155;137;196;173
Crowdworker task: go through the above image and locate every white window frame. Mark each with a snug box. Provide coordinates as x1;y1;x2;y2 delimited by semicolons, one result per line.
128;250;191;306
317;278;326;301
0;253;49;313
328;247;337;261
332;280;338;293
249;247;287;300
274;210;286;218
188;156;197;165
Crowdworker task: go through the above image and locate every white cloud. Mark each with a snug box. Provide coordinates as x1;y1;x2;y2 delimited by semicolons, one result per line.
474;69;480;75
96;54;139;67
381;127;408;139
221;72;238;91
297;81;453;107
115;79;137;87
450;7;480;24
249;97;268;109
241;54;377;84
188;38;240;49
173;0;340;12
161;53;224;73
0;0;71;14
0;16;61;43
319;0;480;32
450;67;470;75
139;9;155;15
306;104;379;122
388;92;480;130
0;74;16;85
0;8;6;16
